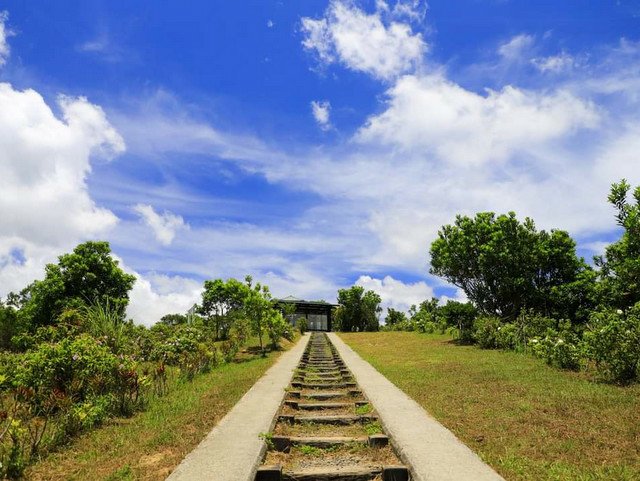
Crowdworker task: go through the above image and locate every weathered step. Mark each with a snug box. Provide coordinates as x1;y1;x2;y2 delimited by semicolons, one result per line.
256;465;409;481
278;414;378;425
294;382;356;389
285;401;352;410
270;435;369;451
270;434;389;451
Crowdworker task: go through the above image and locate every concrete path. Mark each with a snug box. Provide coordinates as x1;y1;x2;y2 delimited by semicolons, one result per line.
166;334;310;481
329;333;505;481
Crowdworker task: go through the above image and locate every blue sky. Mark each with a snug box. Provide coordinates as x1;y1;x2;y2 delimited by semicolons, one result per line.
1;1;639;324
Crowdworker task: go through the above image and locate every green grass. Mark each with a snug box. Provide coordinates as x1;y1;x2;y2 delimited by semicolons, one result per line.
340;332;640;481
24;337;299;480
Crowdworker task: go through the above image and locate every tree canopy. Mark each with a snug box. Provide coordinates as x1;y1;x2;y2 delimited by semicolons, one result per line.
335;285;381;332
429;212;587;320
22;241;136;327
595;179;640;310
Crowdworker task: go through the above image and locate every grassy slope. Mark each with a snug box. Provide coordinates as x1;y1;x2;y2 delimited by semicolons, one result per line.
340;332;640;481
24;337;299;481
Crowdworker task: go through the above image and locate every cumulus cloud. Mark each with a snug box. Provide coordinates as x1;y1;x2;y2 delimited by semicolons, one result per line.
301;0;426;80
356;74;599;166
0;84;124;248
311;100;332;130
0;81;126;306
0;11;12;66
133;204;187;246
355;275;434;313
126;272;202;326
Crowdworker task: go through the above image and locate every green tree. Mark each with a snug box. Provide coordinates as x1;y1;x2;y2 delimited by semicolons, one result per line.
242;276;273;355
335;286;381;332
439;300;478;343
430;212;587;320
198;278;250;340
159;313;189;326
22;242;136;327
385;308;407;327
595;179;640;310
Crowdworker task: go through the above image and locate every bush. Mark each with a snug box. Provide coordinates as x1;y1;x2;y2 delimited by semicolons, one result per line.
530;336;582;371
583;305;640;383
296;317;308;335
12;334;142;417
473;316;502;349
495;323;518;350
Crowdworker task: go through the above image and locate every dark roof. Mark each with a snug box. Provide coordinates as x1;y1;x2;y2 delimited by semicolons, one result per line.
276;297;338;307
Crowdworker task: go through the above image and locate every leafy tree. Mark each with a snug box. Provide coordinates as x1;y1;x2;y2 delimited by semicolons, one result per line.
198;278;249;340
242;276;273;355
430;212;587;320
439;300;478;343
0;300;20;351
21;242;136;328
595;179;640;310
335;286;381;332
159;313;188;326
385;308;407;327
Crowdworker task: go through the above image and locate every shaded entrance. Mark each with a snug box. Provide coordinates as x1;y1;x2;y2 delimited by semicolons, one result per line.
276;296;337;332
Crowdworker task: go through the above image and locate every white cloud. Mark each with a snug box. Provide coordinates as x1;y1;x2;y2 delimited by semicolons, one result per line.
0;84;124;248
126;272;202;326
356;74;599;166
311;100;332;130
498;34;535;62
0;11;12;66
532;52;576;73
301;0;426;80
0;81;126;305
267;19;274;28
133;204;187;246
355;275;434;313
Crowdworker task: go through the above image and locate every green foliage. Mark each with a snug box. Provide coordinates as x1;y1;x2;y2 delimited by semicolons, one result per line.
21;242;136;328
473;316;502;349
439;300;478;343
159;313;188;326
296;317;308;335
384;308;407;327
595;179;640;310
430;212;588;321
335;286;381;332
198;278;250;340
583;304;640;383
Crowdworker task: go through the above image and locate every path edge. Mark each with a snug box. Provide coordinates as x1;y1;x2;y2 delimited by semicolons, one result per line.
166;333;310;481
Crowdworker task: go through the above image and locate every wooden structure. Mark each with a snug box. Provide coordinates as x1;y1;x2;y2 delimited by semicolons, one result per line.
276;296;337;332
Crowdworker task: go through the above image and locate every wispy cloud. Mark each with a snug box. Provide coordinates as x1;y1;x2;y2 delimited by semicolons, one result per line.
311;100;332;130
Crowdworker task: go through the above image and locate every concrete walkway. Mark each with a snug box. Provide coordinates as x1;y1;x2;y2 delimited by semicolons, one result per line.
329;333;505;481
166;334;310;481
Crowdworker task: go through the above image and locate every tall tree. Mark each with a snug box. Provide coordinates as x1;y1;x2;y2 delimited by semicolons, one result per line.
335;286;381;332
22;241;136;327
430;212;587;320
595;179;640;310
198;278;250;340
385;308;407;327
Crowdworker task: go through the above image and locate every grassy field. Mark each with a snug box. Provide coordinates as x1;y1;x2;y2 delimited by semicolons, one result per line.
340;332;640;481
24;336;299;481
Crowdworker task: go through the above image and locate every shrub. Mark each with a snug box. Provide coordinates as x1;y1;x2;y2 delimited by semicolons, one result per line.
296;317;308;335
12;334;142;417
583;305;640;383
495;323;518;350
473;316;502;349
530;336;582;371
